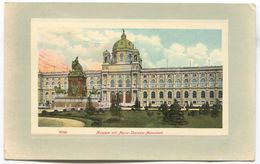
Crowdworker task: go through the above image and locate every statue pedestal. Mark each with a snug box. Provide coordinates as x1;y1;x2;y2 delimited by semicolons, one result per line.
54;96;100;111
67;76;86;97
53;57;93;111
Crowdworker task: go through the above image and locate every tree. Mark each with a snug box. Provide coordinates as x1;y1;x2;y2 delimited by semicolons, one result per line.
86;96;95;115
211;99;222;117
110;92;121;116
200;101;210;115
164;99;188;125
148;102;152;108
134;96;141;111
161;101;169;120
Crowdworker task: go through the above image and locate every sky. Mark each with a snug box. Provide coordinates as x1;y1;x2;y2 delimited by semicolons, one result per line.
37;27;223;72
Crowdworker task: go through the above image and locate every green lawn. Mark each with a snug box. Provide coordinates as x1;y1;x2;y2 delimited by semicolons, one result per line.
39;110;222;128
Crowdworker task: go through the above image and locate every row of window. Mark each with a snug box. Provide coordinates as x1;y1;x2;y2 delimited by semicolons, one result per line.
143;90;222;99
142;73;219;78
106;78;223;88
45;92;55;95
110;54;139;63
45;81;66;86
143;78;222;88
44;77;63;81
109;79;131;88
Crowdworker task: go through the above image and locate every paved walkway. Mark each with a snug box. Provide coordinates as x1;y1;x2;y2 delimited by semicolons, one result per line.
39;117;85;127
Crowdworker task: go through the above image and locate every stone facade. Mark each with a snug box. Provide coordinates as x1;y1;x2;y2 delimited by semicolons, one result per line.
38;31;223;108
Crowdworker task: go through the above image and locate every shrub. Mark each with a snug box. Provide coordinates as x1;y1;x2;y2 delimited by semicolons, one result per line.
164;99;188;125
53;110;59;115
88;115;103;122
86;107;96;115
105;116;121;123
110;93;121;116
41;110;48;116
145;106;149;111
91;121;102;127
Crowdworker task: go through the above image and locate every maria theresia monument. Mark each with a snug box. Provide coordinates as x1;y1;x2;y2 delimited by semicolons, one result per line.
53;57;98;110
67;57;86;97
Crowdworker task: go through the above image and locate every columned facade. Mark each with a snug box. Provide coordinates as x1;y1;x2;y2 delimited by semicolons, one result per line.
38;30;223;109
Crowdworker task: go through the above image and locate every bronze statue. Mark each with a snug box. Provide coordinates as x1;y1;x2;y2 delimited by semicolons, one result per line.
70;56;84;76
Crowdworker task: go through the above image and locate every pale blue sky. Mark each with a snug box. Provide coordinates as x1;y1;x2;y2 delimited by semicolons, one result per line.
38;28;223;70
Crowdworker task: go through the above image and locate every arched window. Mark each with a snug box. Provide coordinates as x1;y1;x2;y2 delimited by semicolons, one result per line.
176;79;181;88
143;91;148;99
45;92;49;95
210;91;214;98
200;78;206;87
151;91;155;99
118;80;122;87
218;91;223;98
125;91;131;103
143;80;148;88
110;80;114;87
159;79;164;88
134;55;137;61
168;91;172;99
184;79;189;87
97;80;101;87
150;79;156;88
184;91;189;98
126;79;130;87
167;79;173;88
191;79;197;87
52;82;55;85
159;91;164;99
193;91;197;98
176;91;181;98
209;78;214;87
120;53;123;62
217;78;222;87
46;82;48;85
201;91;205;98
128;54;132;62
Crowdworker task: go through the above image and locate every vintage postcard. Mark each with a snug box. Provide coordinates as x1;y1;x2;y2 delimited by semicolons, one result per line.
31;19;228;135
5;3;256;161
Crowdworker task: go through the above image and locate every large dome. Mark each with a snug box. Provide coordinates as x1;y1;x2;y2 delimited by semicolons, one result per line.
112;30;134;51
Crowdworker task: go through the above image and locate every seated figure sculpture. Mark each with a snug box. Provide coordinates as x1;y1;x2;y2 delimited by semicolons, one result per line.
70;56;84;76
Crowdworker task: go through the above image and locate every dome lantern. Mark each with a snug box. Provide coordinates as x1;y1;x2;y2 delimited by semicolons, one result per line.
112;29;134;51
121;29;126;39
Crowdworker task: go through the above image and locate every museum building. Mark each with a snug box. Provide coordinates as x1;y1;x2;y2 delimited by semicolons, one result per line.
38;30;223;108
